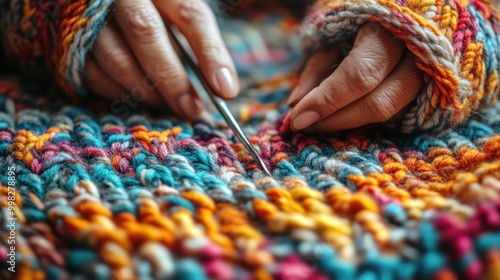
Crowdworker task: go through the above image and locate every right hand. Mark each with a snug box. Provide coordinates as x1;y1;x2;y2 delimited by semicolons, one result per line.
83;0;239;119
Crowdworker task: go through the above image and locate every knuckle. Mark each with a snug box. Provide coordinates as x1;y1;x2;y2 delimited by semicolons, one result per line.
366;93;396;122
125;5;163;37
320;87;341;112
161;64;185;82
348;55;382;92
177;0;212;25
198;41;227;63
157;67;189;95
100;49;130;72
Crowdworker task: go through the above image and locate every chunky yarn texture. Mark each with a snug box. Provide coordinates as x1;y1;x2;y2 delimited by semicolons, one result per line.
2;82;500;280
0;0;114;96
1;1;500;280
303;0;500;132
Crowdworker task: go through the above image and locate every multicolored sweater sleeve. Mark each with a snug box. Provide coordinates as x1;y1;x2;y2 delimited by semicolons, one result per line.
301;0;500;133
0;0;114;97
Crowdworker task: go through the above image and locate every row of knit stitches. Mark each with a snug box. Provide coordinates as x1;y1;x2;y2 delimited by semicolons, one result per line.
55;0;113;96
301;0;500;132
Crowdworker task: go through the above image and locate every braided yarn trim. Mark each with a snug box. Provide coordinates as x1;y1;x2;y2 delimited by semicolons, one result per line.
0;0;115;96
301;0;500;133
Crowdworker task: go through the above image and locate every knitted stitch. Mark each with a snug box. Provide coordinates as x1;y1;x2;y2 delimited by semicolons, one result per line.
1;2;500;280
301;0;500;133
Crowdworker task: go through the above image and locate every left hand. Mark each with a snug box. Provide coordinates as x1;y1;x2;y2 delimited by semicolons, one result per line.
287;23;424;132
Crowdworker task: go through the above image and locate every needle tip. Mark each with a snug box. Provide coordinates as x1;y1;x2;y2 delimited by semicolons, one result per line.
260;161;272;177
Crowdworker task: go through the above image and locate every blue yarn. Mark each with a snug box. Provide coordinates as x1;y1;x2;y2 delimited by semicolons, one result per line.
0;113;15;128
174;144;216;173
339;167;364;191
43;164;91;194
475;233;500;257
234;187;267;202
135;259;154;280
416;252;446;279
384;203;407;224
22;208;47;222
325;260;357;280
16;110;51;135
43;265;66;280
52;133;72;142
275;160;301;178
175;122;194;140
110;202;136;215
205;186;235;203
91;163;124;189
16;166;44;197
393;261;417;280
134;154;175;188
361;255;400;280
163;195;196;212
258;88;289;103
456;252;477;274
464;120;495;141
65;250;100;272
419;220;439;251
269;243;295;259
173;259;207;280
411;135;448;151
73;118;104;148
82;263;111;280
125;115;153;130
105;134;133;144
357;270;379;280
315;179;344;191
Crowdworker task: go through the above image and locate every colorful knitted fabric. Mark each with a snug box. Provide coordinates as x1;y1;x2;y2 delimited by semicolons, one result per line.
1;1;500;280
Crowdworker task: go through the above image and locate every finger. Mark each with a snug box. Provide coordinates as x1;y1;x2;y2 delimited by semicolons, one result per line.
114;0;202;120
83;57;125;99
290;23;405;131
287;47;342;106
154;0;239;99
93;24;166;108
308;52;422;132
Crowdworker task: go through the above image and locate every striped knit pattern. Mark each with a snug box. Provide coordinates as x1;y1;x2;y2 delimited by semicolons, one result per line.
301;0;500;133
0;0;114;97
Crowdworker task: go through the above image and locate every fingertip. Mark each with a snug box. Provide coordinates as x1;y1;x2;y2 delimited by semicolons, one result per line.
214;66;239;99
290;109;321;132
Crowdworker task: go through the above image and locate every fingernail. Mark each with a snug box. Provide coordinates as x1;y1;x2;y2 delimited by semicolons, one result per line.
292;110;320;131
215;67;238;98
287;85;301;106
179;93;203;119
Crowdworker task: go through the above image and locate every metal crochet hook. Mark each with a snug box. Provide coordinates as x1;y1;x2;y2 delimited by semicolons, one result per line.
166;26;272;177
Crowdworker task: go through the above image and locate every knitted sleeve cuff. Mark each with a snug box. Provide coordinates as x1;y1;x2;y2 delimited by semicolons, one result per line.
300;0;500;133
1;0;114;98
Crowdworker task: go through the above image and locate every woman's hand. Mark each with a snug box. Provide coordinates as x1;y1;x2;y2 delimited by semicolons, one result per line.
288;23;423;132
83;0;239;119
